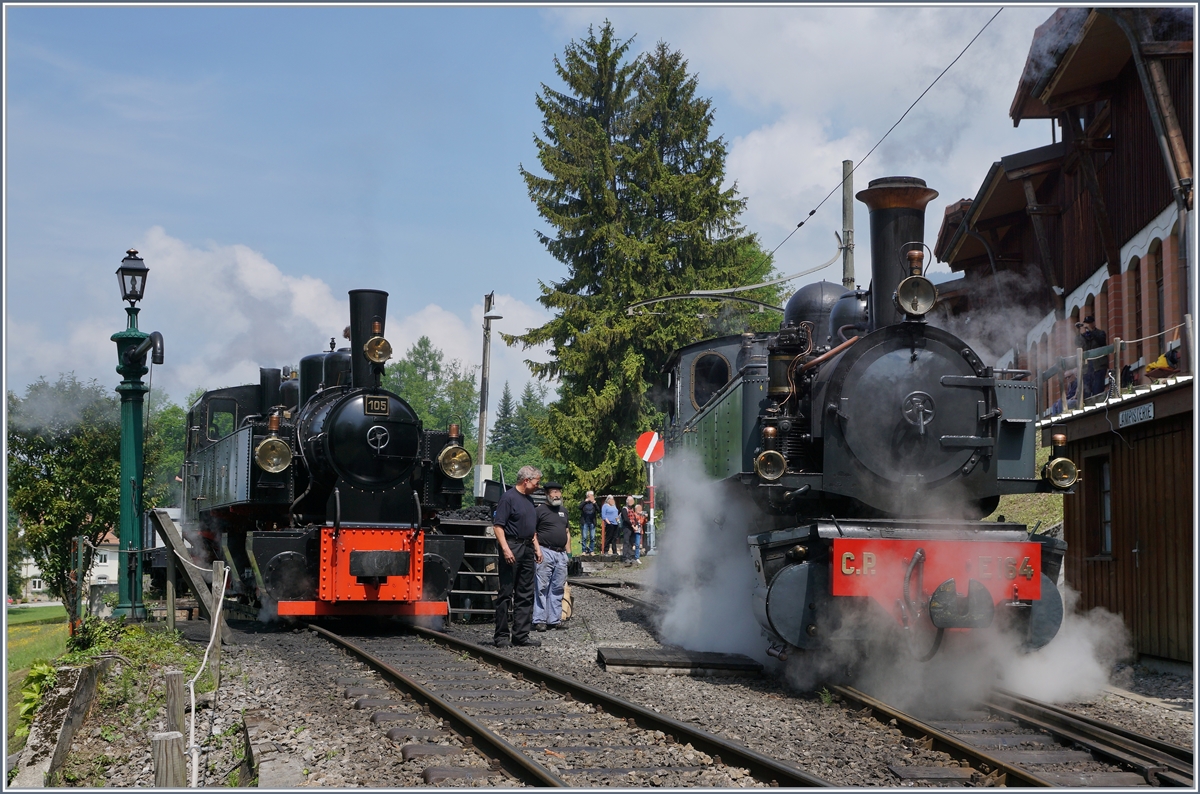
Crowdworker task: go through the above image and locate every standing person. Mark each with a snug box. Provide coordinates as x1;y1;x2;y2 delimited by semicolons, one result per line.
533;483;570;631
628;503;646;564
620;496;637;563
1076;315;1108;398
492;466;543;648
634;503;649;557
601;496;620;556
579;490;598;555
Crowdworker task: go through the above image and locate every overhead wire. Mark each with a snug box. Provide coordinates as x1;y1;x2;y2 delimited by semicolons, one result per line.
763;7;1005;259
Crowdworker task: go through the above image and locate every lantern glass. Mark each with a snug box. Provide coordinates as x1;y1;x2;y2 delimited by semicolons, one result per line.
116;250;148;304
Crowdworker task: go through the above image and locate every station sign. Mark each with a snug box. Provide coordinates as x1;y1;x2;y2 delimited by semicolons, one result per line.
1118;401;1154;428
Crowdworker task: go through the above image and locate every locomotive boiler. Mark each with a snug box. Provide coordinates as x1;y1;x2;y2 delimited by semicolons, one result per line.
180;289;469;619
664;177;1078;661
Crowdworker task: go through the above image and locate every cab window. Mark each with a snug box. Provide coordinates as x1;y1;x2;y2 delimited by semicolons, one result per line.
207;399;238;440
691;352;731;410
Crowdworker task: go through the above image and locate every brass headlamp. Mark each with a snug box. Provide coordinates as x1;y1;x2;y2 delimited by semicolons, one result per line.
438;444;473;479
364;320;392;364
754;450;787;481
254;413;292;473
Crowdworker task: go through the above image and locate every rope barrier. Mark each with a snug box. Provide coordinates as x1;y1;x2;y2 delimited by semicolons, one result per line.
188;567;227;788
1115;321;1186;347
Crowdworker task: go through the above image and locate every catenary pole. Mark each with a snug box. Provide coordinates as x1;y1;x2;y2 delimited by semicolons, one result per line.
842;159;855;290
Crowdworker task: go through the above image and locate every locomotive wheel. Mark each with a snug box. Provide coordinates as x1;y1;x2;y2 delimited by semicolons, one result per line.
264;551;316;602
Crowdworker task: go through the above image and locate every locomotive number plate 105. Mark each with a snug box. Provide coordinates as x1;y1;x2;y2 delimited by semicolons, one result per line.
831;538;1042;602
364;396;389;416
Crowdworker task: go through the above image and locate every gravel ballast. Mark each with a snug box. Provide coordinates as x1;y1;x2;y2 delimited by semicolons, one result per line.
56;557;1194;787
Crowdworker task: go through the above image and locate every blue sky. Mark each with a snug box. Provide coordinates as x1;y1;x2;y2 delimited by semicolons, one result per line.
5;4;1057;424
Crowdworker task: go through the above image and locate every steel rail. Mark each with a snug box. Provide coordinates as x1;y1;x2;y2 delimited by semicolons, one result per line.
409;625;831;787
995;688;1193;766
827;685;1053;787
307;624;566;787
567;579;659;612
988;690;1193;786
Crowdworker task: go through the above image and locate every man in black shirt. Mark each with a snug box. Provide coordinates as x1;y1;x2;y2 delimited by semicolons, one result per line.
1076;315;1109;398
534;483;571;631
492;466;543;647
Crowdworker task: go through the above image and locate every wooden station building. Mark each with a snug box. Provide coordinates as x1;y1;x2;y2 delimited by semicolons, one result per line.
935;8;1195;664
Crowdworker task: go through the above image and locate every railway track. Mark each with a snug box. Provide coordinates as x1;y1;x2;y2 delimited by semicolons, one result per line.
308;623;831;787
830;684;1194;787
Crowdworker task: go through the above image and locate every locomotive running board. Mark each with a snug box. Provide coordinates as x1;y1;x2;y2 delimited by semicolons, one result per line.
815;518;1031;542
275;600;449;617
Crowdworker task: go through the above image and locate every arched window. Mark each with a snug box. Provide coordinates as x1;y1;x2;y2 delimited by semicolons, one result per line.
691;352;731;410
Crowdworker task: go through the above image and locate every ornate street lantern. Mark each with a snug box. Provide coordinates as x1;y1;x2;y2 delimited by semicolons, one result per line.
116;249;148;305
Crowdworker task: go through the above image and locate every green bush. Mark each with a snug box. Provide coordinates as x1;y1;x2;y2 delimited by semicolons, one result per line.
66;616;127;654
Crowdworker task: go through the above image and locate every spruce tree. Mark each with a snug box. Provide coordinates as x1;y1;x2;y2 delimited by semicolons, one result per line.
490;382;518;455
509;24;779;497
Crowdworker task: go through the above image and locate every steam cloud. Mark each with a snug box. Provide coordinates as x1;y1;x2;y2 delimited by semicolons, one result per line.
651;452;769;662
652;455;1131;707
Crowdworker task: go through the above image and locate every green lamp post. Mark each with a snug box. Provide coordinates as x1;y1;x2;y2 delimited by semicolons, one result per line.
111;249;163;619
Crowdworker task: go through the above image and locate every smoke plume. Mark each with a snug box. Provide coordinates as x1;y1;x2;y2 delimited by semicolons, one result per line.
651;452;769;662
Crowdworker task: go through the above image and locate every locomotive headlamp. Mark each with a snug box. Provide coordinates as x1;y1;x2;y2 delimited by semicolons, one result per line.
894;275;938;317
364;336;393;364
437;445;473;479
254;436;292;473
754;450;787;481
1043;457;1078;489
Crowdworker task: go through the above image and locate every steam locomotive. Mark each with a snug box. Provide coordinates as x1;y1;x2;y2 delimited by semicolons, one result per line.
664;177;1079;662
179;289;470;618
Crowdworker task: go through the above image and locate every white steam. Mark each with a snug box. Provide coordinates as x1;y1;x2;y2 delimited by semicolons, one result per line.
652;452;769;662
814;584;1131;715
650;452;1131;706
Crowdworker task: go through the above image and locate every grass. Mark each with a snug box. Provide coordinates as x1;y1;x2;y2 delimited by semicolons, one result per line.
7;605;68;626
7;622;69;672
995;439;1065;532
6;619;71;754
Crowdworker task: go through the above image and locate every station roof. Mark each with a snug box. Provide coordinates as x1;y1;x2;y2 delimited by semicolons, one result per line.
1010;8;1193;126
935;143;1065;269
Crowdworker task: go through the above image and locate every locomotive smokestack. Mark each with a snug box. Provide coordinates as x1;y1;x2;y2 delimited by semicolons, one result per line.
259;367;282;415
348;289;389;389
856;176;939;330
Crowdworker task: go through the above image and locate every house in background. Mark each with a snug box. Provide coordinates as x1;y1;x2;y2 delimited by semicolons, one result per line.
17;530;121;602
935;7;1193;666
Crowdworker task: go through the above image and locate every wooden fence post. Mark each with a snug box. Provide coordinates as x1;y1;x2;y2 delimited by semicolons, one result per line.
151;731;186;787
165;670;185;734
166;552;176;631
211;560;224;690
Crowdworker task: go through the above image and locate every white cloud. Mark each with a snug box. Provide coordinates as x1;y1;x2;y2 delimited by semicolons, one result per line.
542;6;1055;282
6;228;554;434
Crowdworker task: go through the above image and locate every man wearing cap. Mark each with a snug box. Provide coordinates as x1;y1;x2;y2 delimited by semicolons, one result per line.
1075;315;1109;398
493;465;543;647
533;482;571;631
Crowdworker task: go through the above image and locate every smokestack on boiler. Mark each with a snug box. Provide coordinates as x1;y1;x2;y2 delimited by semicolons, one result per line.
856;177;939;330
348;289;390;389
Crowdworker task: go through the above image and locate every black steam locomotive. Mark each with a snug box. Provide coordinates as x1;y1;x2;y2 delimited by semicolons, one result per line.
665;177;1079;661
180;289;469;618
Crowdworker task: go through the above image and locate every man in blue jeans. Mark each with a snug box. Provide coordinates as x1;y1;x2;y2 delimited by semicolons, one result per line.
579;490;598;554
533;483;571;631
